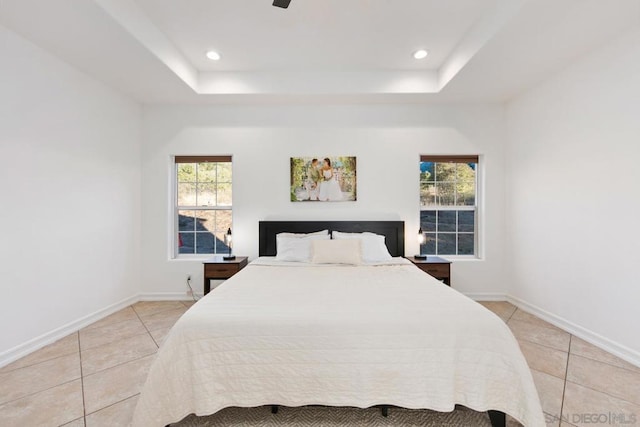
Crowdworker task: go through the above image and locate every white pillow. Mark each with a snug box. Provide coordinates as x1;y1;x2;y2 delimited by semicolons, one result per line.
276;233;330;262
311;239;362;265
332;231;393;263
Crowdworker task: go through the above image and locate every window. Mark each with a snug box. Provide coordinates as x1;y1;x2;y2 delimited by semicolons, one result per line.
175;156;232;256
419;155;478;256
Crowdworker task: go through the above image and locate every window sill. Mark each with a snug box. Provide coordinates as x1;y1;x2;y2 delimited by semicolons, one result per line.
420;255;482;261
171;255;224;262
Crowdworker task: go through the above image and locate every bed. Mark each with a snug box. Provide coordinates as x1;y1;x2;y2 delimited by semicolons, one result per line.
132;221;544;427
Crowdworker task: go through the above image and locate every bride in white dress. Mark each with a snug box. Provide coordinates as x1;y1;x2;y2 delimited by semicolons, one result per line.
318;158;343;201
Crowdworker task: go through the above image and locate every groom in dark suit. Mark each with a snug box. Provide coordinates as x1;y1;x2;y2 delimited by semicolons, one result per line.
308;158;322;200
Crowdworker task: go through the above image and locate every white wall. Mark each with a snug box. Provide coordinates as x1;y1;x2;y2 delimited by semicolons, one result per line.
141;104;507;298
505;27;640;360
0;26;141;361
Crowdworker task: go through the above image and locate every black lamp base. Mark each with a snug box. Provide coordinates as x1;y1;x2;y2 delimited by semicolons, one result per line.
223;254;236;261
414;254;427;260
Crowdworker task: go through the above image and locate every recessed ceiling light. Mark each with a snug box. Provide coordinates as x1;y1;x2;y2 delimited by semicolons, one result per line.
206;50;221;61
413;50;428;60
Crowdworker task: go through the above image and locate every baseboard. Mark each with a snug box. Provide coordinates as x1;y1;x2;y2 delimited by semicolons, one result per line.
138;292;202;301
507;294;640;368
464;292;507;301
0;294;138;368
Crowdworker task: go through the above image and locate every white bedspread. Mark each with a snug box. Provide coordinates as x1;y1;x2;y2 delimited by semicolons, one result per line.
133;259;544;426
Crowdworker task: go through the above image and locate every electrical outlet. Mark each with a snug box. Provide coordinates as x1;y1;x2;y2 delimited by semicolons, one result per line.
186;274;193;296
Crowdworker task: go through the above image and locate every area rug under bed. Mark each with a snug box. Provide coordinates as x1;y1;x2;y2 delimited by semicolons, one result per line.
172;405;518;426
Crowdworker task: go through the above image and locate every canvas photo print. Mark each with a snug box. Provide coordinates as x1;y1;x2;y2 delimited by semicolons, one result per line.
290;156;357;202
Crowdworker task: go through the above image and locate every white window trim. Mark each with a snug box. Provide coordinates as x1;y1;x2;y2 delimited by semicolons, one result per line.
170;158;233;260
419;159;480;258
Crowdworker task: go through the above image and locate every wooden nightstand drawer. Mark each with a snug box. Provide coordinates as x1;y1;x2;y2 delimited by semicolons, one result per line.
419;264;449;277
205;264;239;278
203;256;249;295
406;256;452;286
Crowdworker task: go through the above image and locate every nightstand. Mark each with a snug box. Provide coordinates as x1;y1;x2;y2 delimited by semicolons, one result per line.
203;256;248;295
407;256;452;286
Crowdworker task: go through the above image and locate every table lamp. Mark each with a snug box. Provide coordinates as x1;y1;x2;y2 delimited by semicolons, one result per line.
414;227;427;260
223;228;236;260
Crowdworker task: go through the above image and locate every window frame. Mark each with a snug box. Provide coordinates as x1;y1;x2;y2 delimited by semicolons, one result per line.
172;155;233;259
419;155;480;259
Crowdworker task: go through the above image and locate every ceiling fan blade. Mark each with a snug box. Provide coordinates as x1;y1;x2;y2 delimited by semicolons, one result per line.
273;0;292;9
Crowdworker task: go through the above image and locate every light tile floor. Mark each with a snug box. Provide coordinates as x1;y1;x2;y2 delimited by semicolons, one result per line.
0;301;638;427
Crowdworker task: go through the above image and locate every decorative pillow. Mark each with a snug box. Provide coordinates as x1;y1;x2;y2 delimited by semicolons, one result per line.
276;233;330;262
331;231;393;263
311;239;362;265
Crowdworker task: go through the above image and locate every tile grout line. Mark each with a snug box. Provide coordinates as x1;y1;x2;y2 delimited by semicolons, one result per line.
513;322;639;374
566;337;640;418
79;304;168;418
563;378;640;408
81;304;174;353
133;302;187;322
81;303;180;379
131;304;161;349
528;367;565;383
1;337;84;423
506;312;571;353
131;303;189;348
81;330;153;354
0;350;80;375
84;393;141;418
82;352;156;380
0;377;81;408
80;327;158;369
514;335;569;354
83;313;145;332
80;356;156;421
149;332;163;349
0;341;83;407
508;317;567;334
557;334;571;425
77;331;87;427
85;303;179;336
568;351;640;375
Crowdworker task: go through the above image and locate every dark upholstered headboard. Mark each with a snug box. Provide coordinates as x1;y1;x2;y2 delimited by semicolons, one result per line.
258;221;405;257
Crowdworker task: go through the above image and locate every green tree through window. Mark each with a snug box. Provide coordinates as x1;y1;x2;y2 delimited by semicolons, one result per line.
420;156;478;256
175;156;232;256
